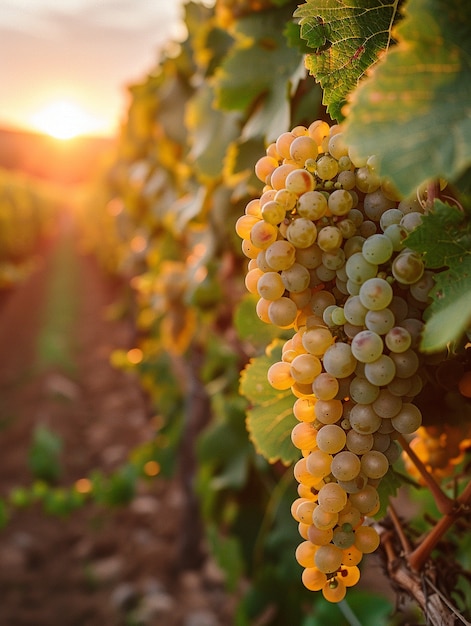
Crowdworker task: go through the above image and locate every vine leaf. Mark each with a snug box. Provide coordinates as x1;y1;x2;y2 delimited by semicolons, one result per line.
406;201;471;351
294;0;399;122
214;7;303;141
344;0;471;197
239;340;298;465
186;83;241;181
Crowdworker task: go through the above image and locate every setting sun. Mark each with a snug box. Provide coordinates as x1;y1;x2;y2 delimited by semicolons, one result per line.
29;100;106;140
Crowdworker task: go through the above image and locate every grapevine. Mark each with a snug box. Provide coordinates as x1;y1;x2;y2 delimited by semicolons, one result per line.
237;118;466;602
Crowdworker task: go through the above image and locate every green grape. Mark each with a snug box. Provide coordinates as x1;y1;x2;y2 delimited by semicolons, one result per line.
331;305;347;326
349;376;380;404
310;290;337;316
261;200;286;225
317;483;348;514
306;449;333;478
315;399;344;425
295;540;317;567
360;450;389;479
323;342;358;378
296;501;318;525
385;326;412;353
322;578;347;603
344;295;368;326
354;525;380;553
312;372;339;401
361;233;393;265
314;543;342;574
332;525;356;549
346;430;374;455
349;403;382;435
317;226;343;252
255;155;279;183
312;506;339;530
297;190;328;220
328;189;354;216
363;188;395;219
316;155;339;180
364;354;396;386
331;451;361;482
291;422;318;450
322;248;346;271
235;214;260;239
410;270;434;303
295;243;323;269
351;330;384;363
286;217;318;248
379;208;403;231
383;223;408;251
302;327;335;356
391;250;425;284
290;353;322;384
328;132;349;159
308;524;334;546
345;252;378;285
285;168;315;195
372;389;402;418
265;240;296;270
250;219;278;249
391;402;422;434
316;424;347;454
337;170;356;190
293;396;316;422
355;167;381;193
349;485;379;515
267;361;294;390
281;262;310;292
289;135;318;164
302;567;328;591
256;271;285;300
389;349;420;378
359;278;393;311
338;565;361;587
268;297;298;327
270;163;298;190
364;308;395;334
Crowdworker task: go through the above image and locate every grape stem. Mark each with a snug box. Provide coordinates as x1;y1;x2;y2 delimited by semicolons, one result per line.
397;434;455;515
407;478;471;573
381;529;467;626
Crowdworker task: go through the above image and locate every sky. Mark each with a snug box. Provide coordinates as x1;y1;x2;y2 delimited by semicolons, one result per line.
0;0;192;138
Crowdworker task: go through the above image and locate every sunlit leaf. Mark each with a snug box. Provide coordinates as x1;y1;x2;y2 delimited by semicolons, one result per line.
344;0;471;197
240;340;298;465
295;0;399;121
406;201;471;351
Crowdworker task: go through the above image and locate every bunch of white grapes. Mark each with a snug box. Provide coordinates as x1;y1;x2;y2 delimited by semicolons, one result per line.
236;119;434;603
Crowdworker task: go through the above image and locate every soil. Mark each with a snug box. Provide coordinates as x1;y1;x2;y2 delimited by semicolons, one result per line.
0;230;237;626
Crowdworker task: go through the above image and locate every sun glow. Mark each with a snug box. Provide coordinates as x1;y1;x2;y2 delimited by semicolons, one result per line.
30;100;106;140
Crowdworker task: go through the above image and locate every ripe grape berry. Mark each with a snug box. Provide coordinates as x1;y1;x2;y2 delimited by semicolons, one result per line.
236;119;441;601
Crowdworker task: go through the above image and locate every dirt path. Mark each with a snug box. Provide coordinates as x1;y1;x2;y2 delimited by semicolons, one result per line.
0;229;235;626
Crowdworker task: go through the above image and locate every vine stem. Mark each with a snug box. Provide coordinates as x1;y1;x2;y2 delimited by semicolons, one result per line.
397;434;455;515
407;477;471;573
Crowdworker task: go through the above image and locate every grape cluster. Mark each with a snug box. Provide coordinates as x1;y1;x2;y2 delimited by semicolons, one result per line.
237;120;434;602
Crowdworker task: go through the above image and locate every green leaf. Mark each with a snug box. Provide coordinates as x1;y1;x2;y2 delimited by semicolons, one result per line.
240;340;298;465
214;8;302;140
234;294;286;347
344;0;471;197
186;83;242;181
295;0;399;121
375;467;402;519
28;425;63;483
405;201;471;351
405;201;471;268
